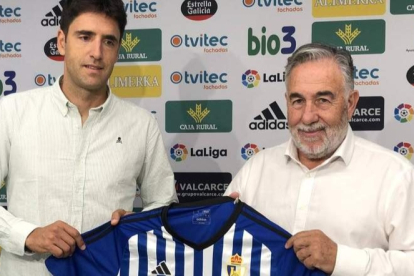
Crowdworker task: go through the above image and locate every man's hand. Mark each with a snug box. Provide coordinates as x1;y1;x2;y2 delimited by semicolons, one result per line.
228;192;240;199
25;221;85;258
110;209;133;226
285;230;337;274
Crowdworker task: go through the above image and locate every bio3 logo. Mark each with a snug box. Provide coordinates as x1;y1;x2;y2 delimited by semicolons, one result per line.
0;71;17;96
248;26;296;56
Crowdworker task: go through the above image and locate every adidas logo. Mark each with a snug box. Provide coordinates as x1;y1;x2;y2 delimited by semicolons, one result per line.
151;261;171;275
249;101;288;130
41;0;64;27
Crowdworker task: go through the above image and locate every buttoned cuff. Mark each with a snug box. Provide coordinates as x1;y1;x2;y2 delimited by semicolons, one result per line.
332;244;369;276
9;220;38;256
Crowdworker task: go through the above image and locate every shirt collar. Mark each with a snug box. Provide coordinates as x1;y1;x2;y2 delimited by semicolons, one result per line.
52;75;114;116
284;125;355;167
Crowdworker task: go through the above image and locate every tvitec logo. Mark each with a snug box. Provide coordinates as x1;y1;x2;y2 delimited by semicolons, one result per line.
0;4;21;23
394;103;413;123
354;66;379;86
35;74;56;87
0;71;17;97
124;0;157;19
248;26;296;56
0;40;21;59
171;70;228;90
41;0;63;27
171;33;228;53
242;69;285;88
394;142;413;161
170;143;227;162
242;0;303;12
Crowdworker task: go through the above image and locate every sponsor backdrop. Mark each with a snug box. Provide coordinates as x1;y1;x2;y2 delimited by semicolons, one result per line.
1;0;414;209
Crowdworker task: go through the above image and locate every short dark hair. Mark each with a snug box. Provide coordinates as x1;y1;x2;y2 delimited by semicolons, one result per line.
60;0;127;40
285;43;355;95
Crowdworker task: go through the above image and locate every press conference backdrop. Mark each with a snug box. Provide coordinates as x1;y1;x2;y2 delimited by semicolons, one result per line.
0;0;414;208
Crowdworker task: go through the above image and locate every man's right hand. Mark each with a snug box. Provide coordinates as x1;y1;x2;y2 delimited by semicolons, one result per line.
25;221;85;258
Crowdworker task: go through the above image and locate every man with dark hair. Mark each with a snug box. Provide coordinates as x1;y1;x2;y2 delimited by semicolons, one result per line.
0;0;177;275
225;43;414;275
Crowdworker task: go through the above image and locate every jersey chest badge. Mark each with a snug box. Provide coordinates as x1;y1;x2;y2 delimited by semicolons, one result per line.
227;254;246;276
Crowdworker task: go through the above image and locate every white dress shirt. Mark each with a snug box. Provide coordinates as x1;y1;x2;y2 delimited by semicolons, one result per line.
225;127;414;275
0;79;177;276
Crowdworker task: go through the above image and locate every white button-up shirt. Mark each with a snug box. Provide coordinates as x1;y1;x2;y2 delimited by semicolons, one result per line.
0;80;177;275
225;127;414;275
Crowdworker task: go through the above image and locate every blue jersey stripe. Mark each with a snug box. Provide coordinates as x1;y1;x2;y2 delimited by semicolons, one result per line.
119;243;130;276
212;237;224;276
250;238;262;276
154;228;166;265
175;240;185;275
232;224;244;256
138;234;148;276
194;250;203;276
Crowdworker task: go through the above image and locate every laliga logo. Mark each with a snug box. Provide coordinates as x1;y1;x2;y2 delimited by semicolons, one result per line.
394;103;414;123
170;144;188;162
394;142;413;161
241;143;260;160
242;69;260;88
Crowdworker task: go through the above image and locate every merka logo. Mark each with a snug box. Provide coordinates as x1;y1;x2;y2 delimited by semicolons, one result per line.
41;0;63;27
394;104;413;123
241;143;260;160
170;144;188;162
248;26;296;56
394;142;413;161
242;70;260;88
407;66;414;87
122;33;140;52
313;0;386;17
0;71;17;97
44;37;64;61
124;1;157;19
249;101;288;130
181;0;218;21
187;104;210;123
336;24;361;45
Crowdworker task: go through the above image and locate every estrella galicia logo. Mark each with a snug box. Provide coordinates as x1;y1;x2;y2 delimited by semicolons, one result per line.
181;0;218;21
407;66;414;87
41;0;63;27
394;103;414;123
394;142;413;160
0;71;17;97
0;4;21;23
249;101;288;130
124;1;157;19
166;100;232;133
350;96;384;131
170;144;188;162
174;172;232;203
34;74;56;87
390;0;414;15
170;70;227;89
44;37;63;61
248;26;296;56
170;33;228;53
242;70;260;88
118;29;162;62
312;20;385;55
241;143;260;160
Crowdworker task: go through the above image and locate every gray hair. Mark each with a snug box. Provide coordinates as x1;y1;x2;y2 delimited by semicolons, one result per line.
285;43;355;95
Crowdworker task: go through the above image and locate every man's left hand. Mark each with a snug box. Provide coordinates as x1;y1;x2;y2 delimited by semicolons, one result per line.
285;230;337;274
111;209;133;226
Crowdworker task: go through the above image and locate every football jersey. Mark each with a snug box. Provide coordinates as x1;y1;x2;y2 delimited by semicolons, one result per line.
46;197;326;276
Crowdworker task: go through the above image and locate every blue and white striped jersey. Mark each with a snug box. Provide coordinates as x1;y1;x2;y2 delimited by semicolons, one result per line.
46;197;326;276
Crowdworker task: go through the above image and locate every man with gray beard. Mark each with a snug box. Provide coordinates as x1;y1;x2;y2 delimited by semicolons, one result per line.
225;43;414;275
